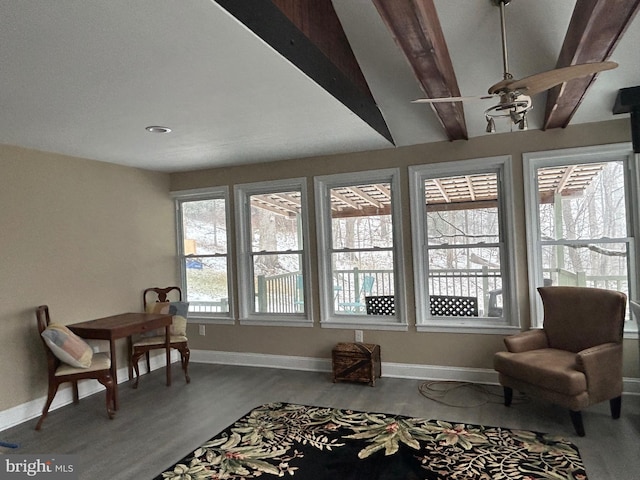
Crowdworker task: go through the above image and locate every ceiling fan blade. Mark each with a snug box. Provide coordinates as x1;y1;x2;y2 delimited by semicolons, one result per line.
412;94;497;104
491;61;618;96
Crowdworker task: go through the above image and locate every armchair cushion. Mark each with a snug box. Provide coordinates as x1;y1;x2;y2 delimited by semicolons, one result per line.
41;323;93;368
494;348;586;396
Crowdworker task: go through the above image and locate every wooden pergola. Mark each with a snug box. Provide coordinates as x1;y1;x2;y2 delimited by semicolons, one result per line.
251;164;604;217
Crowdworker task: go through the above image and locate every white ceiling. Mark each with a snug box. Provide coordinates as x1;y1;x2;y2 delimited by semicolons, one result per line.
1;0;638;173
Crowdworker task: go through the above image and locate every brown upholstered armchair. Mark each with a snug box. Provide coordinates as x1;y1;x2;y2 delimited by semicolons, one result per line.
494;286;626;436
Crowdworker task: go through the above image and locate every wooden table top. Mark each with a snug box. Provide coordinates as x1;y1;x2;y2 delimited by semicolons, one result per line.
69;312;172;339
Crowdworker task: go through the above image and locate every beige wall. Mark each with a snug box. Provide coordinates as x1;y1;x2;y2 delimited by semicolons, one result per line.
173;119;639;379
0;145;176;412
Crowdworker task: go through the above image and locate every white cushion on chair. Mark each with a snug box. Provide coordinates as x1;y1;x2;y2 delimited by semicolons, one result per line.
55;352;111;376
42;323;93;368
170;315;187;337
144;303;189;336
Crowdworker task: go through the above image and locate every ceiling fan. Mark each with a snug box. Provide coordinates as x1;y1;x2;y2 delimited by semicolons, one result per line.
413;0;618;132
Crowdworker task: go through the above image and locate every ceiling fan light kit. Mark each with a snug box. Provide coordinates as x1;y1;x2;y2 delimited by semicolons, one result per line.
414;0;618;135
484;92;532;132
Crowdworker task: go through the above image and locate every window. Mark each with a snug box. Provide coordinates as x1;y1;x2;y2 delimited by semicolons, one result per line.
410;156;517;332
315;169;406;329
235;178;311;326
174;187;233;322
524;144;638;332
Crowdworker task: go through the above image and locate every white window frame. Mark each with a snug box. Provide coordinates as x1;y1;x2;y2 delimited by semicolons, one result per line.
172;187;235;324
524;143;639;335
409;156;519;333
315;169;407;330
235;178;312;327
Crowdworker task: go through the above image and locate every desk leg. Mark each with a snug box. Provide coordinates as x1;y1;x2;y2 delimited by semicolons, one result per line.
109;338;119;411
127;336;133;381
165;325;171;387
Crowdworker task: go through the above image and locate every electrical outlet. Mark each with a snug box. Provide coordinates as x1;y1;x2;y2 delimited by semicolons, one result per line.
198;324;206;336
354;330;363;342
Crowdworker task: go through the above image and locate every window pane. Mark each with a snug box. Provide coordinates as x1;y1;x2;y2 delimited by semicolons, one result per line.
424;171;503;317
318;171;403;324
185;256;229;313
250;191;302;251
253;253;301;313
427;247;502;316
333;251;394;314
182;199;227;255
331;183;393;249
537;162;627;240
541;243;629;293
425;173;499;245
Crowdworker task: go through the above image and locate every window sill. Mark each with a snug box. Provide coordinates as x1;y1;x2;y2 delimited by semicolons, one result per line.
321;320;408;331
187;315;235;325
239;317;313;328
416;323;521;335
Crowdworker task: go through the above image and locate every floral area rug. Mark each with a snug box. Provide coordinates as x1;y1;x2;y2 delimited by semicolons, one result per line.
154;402;587;480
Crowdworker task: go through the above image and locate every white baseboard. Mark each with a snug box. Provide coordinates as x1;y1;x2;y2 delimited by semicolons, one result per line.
190;349;502;384
2;350;638;433
191;349;640;395
0;352;178;433
192;349;333;373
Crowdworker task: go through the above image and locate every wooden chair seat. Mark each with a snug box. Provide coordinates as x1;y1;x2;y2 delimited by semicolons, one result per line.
55;352;112;376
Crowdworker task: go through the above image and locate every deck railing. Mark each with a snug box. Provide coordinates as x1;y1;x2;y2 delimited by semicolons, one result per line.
189;299;228;314
187;268;627;315
545;268;627;292
427;267;502;316
255;272;301;313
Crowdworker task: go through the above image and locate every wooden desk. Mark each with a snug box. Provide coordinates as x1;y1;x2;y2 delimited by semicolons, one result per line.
69;313;172;410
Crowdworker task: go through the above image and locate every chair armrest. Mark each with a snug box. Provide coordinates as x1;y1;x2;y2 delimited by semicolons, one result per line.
576;343;623;402
503;329;548;353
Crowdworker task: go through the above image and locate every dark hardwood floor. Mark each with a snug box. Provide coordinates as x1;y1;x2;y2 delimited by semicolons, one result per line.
2;363;639;479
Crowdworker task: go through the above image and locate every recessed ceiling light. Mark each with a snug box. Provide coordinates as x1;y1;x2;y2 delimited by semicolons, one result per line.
145;126;171;133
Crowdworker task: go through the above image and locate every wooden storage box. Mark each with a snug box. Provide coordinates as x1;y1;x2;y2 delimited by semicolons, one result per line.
332;342;381;386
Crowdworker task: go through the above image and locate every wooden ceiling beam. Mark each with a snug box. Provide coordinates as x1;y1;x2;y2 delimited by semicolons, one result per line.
214;0;394;143
543;0;640;130
372;0;468;141
425;200;498;212
332;205;392;218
